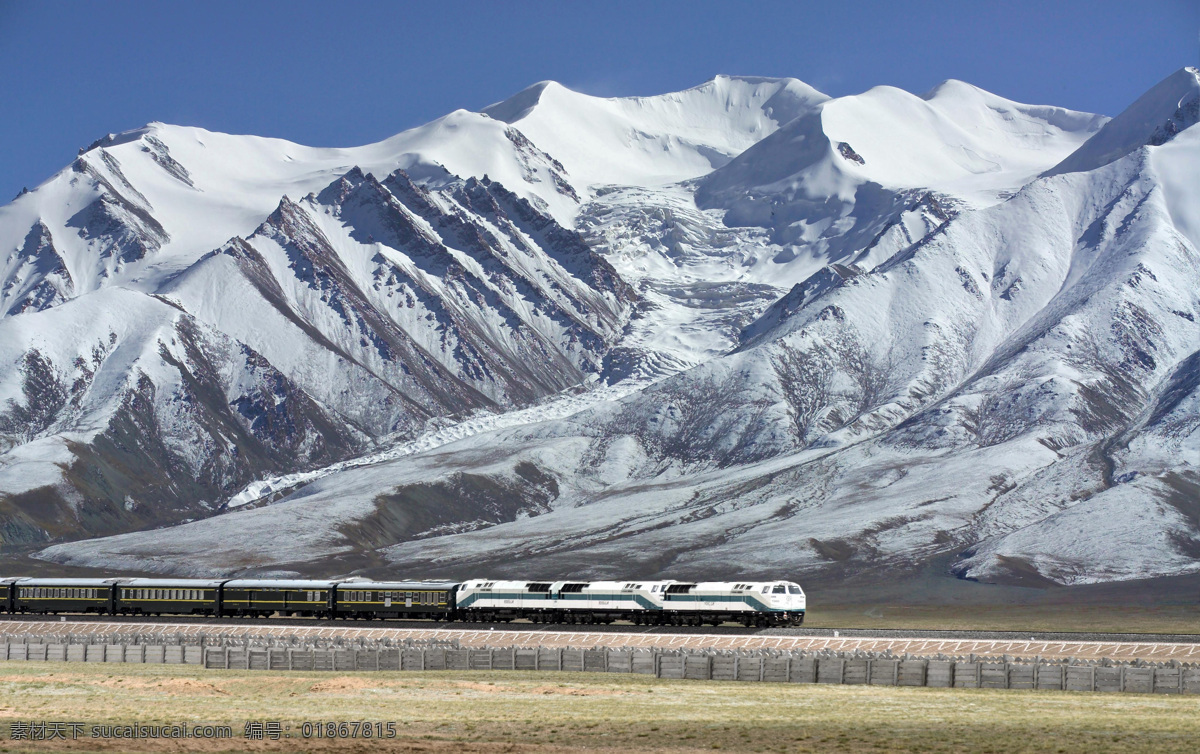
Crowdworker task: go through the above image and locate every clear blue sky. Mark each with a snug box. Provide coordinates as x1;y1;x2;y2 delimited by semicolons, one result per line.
2;0;1197;202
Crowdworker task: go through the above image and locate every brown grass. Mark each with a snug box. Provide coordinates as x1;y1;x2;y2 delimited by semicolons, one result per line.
0;662;1197;752
804;604;1200;634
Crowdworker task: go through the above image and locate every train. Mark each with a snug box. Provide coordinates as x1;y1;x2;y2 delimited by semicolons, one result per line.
0;576;805;627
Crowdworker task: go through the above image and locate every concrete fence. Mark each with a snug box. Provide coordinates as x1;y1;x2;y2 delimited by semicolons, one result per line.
0;642;202;665
201;646;1200;694
4;633;1199;695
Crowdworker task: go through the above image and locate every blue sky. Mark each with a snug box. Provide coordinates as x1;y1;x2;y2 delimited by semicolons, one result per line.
2;0;1197;202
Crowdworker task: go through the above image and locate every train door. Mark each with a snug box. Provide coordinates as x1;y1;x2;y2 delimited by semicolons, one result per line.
405;591;413;608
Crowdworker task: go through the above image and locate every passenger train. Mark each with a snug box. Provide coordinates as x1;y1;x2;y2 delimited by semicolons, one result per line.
0;576;805;627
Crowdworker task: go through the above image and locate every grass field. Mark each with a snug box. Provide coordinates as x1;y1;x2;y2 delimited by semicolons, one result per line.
803;604;1200;634
0;663;1197;752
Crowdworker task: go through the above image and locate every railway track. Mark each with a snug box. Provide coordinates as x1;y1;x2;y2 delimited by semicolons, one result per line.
3;615;1200;661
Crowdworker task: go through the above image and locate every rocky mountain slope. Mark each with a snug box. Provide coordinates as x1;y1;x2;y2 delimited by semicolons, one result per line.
4;70;1198;590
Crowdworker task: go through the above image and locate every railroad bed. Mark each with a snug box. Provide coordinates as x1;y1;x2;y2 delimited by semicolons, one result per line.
4;619;1200;662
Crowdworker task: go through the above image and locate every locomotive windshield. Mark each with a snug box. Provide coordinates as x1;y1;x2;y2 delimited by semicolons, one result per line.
788;585;802;594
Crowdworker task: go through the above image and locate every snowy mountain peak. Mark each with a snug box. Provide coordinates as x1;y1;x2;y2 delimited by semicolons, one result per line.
4;71;1199;594
480;81;558;123
76;124;160;155
481;76;828;189
1046;67;1200;177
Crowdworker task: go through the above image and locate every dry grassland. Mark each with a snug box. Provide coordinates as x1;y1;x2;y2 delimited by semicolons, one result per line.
0;663;1197;752
804;604;1200;634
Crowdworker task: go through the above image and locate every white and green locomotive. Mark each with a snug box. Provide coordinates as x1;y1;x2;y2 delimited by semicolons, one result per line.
455;579;805;626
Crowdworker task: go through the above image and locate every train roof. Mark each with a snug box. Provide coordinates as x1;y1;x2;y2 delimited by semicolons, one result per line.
117;578;227;587
222;579;338;589
14;577;122;586
336;580;458;589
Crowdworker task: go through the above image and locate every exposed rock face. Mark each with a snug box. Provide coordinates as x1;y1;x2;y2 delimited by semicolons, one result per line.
3;222;73;315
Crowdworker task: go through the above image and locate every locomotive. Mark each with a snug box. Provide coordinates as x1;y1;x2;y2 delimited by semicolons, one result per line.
0;576;805;627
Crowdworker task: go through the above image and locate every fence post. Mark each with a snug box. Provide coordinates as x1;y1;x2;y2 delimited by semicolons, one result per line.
866;659;873;685
922;660;929;688
840;659;846;684
1120;666;1126;693
558;648;564;672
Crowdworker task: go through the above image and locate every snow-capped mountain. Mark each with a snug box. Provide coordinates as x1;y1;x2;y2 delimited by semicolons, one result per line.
4;70;1198;591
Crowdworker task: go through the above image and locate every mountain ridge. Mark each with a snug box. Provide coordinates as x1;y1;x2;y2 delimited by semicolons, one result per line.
1;70;1196;593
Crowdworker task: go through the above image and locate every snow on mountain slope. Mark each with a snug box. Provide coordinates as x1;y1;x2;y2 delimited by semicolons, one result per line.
701;79;1106;210
1046;67;1199;177
0;75;829;324
11;70;1200;590
483;76;828;188
70;113;1196;584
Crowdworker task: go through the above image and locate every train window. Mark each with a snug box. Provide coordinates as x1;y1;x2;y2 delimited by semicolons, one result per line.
527;583;551;592
772;585;786;594
761;586;769;593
